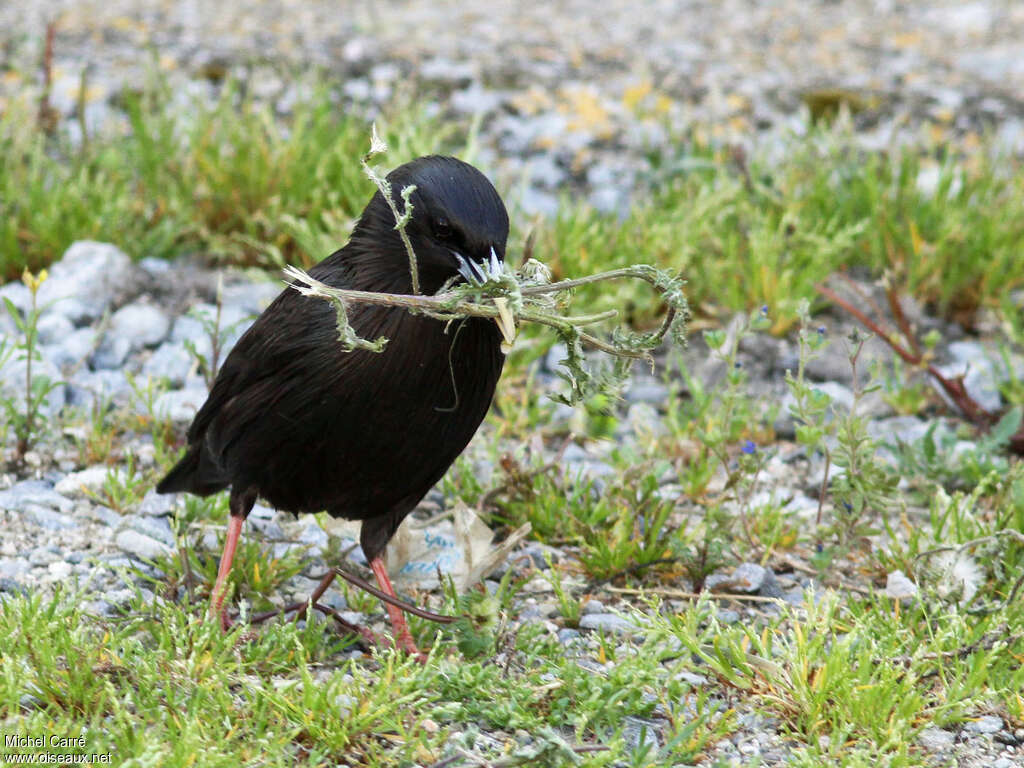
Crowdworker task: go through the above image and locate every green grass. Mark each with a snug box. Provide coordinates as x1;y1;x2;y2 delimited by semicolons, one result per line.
538;138;1024;330
0;587;732;767
4;73;1024;323
0;79;454;278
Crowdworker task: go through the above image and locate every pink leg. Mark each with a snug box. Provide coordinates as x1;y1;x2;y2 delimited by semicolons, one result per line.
369;556;422;657
209;513;245;631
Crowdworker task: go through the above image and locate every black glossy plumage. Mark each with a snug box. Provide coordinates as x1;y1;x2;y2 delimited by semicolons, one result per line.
157;156;508;563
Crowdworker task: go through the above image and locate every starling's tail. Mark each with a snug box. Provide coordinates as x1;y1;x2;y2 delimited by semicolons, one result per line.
157;446;227;496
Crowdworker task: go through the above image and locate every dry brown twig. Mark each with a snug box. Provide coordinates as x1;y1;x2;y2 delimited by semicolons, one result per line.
816;279;1024;454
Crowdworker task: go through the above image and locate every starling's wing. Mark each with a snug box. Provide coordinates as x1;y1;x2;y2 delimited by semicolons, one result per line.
185;284;323;445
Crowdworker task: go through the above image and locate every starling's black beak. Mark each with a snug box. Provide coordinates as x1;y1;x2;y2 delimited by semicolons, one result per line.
452;246;517;352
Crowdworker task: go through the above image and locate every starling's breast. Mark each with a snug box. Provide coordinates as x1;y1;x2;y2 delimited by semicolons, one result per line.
249;304;503;518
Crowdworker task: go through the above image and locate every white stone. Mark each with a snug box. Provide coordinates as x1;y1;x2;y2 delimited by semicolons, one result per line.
36;241;132;323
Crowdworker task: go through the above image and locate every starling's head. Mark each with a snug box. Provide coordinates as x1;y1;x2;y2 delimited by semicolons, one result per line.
351;155;510;294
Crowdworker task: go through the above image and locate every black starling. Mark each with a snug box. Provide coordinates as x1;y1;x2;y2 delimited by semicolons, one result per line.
157;155;512;654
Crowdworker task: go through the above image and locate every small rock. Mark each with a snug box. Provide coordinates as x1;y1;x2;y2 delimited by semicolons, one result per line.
803;333;890;385
141;341;196;385
26;506;78;531
0;578;26;594
118;514;175;547
137;489;176;517
36;312;74;345
706;563;783;598
420;57;476;84
868;416;952;446
36;241;133;324
0;558;30;580
918;727;956;750
625;378;669;406
885;570;918;601
55;466;113;497
66;369;135;410
47;561;73;580
965;715;1004;735
218;281;280;314
0;281;30;316
675;671;709;686
28;548;59;566
557;628;581;644
581;599;605;615
622;716;661;753
451;82;504;115
153;387;209;422
0;357;65;418
40;327;95;370
716;609;740;624
116;529;173;561
0;480;73;513
935;357;1003;414
578;613;641;636
92;302;171;369
297;520;328;557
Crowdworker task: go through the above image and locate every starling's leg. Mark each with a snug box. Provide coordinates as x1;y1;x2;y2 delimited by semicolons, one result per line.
369;556;422;657
209;488;256;631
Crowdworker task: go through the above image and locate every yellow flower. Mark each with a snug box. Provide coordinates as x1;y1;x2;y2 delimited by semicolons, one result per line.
20;267;48;293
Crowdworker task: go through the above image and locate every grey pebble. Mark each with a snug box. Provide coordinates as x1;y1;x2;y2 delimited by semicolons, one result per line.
0;557;30;580
0;357;66;418
451;82;504;115
965;715;1004;735
36;312;74;345
36;241;133;324
0;577;26;594
153;386;209;422
918;727;956;750
581;598;605;615
88;505;123;527
0;479;73;512
578;613;642;635
624;377;669;405
119;514;175;547
218;281;280;314
557;628;581;644
140;341;196;385
621;715;661;753
935;354;1004;413
47;561;73;580
115;529;173;561
136;489;176;517
706;562;783;598
26;506;79;531
297;521;328;557
885;570;919;601
41;327;95;370
67;369;135;410
55;465;112;497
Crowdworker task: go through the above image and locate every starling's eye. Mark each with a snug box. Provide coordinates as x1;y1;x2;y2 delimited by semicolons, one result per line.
433;217;453;239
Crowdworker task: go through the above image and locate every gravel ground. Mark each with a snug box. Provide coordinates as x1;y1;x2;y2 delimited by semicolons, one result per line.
3;3;1024;766
2;242;1022;767
2;1;1024;214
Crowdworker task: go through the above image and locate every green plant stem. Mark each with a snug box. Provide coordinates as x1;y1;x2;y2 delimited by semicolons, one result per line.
283;264;680;362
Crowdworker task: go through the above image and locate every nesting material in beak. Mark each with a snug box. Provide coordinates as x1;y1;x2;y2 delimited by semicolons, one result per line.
492;297;516;354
